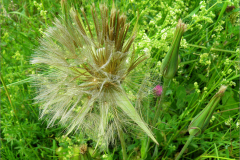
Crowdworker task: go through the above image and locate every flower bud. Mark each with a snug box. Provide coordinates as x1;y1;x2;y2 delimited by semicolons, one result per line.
188;85;227;136
160;19;187;79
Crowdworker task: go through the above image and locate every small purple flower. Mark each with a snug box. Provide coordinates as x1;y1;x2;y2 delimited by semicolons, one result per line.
153;85;163;96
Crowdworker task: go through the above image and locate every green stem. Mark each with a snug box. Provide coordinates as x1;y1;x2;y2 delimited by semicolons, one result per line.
187;44;237;53
113;110;127;160
85;149;94;160
145;78;169;159
143;96;160;158
118;127;127;160
152;78;170;126
175;135;194;160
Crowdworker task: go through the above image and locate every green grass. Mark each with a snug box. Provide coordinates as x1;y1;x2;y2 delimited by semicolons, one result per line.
1;0;239;159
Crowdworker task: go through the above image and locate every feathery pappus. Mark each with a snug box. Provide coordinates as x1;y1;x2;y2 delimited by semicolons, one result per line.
31;2;158;147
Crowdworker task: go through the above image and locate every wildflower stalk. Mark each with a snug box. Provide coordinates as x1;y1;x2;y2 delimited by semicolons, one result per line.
175;135;194;160
175;85;227;160
160;19;187;79
153;20;187;126
152;78;170;126
141;19;187;159
117;123;127;160
142;79;169;159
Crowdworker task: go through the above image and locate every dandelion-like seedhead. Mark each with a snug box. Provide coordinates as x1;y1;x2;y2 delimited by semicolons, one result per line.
32;3;158;147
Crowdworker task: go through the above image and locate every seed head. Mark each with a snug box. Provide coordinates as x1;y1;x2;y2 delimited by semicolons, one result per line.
32;3;158;147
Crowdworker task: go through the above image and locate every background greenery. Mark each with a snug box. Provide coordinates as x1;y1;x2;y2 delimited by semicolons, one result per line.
1;0;239;159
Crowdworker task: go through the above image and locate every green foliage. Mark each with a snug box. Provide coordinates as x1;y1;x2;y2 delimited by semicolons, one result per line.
1;0;239;159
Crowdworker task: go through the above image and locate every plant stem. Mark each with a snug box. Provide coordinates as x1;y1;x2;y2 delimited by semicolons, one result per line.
113;111;127;160
85;149;94;160
175;135;194;160
187;44;237;53
143;96;160;158
146;78;169;159
152;78;170;126
118;127;127;160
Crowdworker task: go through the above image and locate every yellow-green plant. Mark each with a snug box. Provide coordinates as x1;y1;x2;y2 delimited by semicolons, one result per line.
31;3;158;159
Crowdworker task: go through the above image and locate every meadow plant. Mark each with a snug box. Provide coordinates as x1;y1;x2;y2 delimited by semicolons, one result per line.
160;19;187;79
1;0;239;159
153;19;187;125
176;85;228;160
31;2;157;159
